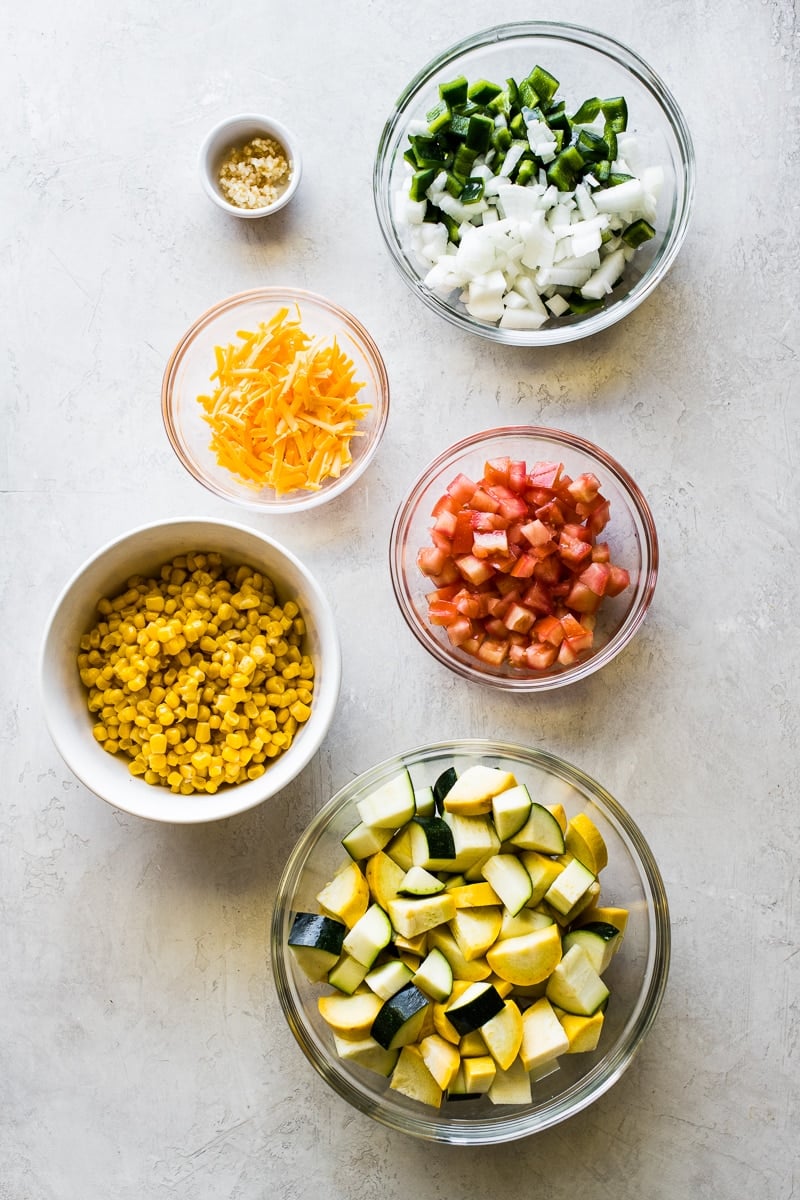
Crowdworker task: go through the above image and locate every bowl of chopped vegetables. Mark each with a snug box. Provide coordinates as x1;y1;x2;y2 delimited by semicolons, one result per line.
271;738;670;1143
389;426;658;690
40;517;341;823
374;22;694;344
162;289;390;512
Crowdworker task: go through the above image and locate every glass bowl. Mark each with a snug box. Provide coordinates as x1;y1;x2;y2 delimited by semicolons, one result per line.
162;289;390;513
40;517;341;824
389;426;658;691
271;739;670;1143
374;22;695;345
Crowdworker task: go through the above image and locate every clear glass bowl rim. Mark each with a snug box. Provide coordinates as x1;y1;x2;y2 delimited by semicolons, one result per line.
373;20;696;346
271;738;671;1144
389;425;659;691
161;287;391;513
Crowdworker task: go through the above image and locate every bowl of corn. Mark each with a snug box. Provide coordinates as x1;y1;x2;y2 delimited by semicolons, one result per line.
40;518;341;823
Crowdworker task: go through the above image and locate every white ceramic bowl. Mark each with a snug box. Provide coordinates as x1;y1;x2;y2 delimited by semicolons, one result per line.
199;113;302;218
40;518;341;823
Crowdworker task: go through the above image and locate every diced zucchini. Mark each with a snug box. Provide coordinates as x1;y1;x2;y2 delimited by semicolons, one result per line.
288;912;347;981
491;783;532;841
356;769;416;829
480;853;533;916
342;903;393;967
399;865;446;896
445;1064;482;1101
371;982;430;1050
412;946;454;1002
409;816;456;870
445;981;505;1035
413;786;436;817
545;944;609;1015
341;820;394;861
498;908;553;940
442;765;517;815
543;857;596;916
509;802;566;855
562;922;622;974
519;850;565;904
427;926;493;984
432;766;458;812
576;905;629;936
365;958;414;1001
387;892;456;939
442;810;500;869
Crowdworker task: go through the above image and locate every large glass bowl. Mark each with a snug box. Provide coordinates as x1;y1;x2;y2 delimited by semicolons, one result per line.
162;289;390;513
389;426;658;691
271;739;670;1143
374;22;695;345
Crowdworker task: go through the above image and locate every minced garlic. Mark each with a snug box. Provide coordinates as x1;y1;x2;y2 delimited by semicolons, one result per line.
218;135;291;210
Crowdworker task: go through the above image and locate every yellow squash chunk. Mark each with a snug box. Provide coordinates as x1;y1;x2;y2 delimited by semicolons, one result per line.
485;973;515;998
565;811;608;873
392;931;428;956
443;765;518;815
317;990;383;1038
519;851;565;906
547;803;568;835
316;860;370;928
486;923;563;987
458;1029;488;1057
576;905;629;936
480;999;524;1070
560;1010;605;1053
418;1033;461;1090
448;882;501;908
487;1054;533;1105
365;850;407;911
387;893;456;939
332;1034;399;1077
462;1054;497;1093
428;927;493;983
389;1044;443;1108
519;997;570;1071
450;906;503;962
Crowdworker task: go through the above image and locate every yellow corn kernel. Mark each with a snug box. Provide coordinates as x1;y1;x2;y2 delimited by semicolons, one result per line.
149;732;168;755
195;722;211;744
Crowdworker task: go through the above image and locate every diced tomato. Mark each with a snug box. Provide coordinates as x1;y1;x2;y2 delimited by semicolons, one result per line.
567;472;602;504
533;615;564;646
526;642;558;670
416;452;630;674
528;460;561;489
473;529;509;559
605;565;631;596
446;472;478;505
503;603;536;634
470;487;502;513
483;457;511;487
477;638;508;666
456;555;495;586
417;546;448;577
428;600;459;626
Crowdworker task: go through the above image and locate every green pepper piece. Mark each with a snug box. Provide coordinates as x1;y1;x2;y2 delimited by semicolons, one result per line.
491;125;512;153
601;96;628;132
443;171;463;198
509;111;527;139
608;171;635;187
571;97;602;124
518;78;539;109
593;160;611;184
527;65;560;107
603;126;618;163
566;291;604;314
546;144;585;191
460;177;485;204
439;75;468;108
467;78;503;104
449;111;470;139
465;113;493;153
575;128;608;163
410;134;448;168
622;219;656;248
426;99;451;135
409;168;437;202
515;158;537;187
506;77;520;109
452;142;478;179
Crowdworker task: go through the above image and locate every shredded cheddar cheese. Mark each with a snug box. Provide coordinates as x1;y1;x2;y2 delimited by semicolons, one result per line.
198;307;371;495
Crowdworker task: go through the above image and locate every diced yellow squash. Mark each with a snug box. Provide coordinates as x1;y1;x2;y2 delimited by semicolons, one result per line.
448;881;501;908
365;850;407;911
432;980;472;1044
387;893;456;939
443;765;518;815
547;803;568;835
519;851;565;905
419;1033;461;1090
428;927;493;983
565;811;608;874
487;1054;533;1105
560;1010;605;1053
316;860;370;928
392;931;428;956
576;905;629;936
461;1054;496;1093
480;999;524;1070
486;923;563;987
485;973;515;998
449;906;503;962
519;997;570;1071
389;1045;443;1108
458;1029;487;1057
317;990;383;1038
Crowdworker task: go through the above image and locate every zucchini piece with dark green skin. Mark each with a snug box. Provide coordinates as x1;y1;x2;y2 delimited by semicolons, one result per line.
432;767;457;814
371;983;430;1050
410;816;456;864
288;912;346;981
445;982;505;1035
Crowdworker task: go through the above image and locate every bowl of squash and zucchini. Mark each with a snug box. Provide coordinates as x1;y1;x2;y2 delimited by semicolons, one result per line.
271;739;669;1142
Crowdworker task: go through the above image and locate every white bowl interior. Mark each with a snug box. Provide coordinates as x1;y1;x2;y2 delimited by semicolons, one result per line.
40;519;341;823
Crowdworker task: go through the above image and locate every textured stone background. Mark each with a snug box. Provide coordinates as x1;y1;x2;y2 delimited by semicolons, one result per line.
1;1;798;1196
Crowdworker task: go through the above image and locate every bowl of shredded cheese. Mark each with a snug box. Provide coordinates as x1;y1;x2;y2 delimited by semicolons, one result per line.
199;113;302;217
162;288;391;512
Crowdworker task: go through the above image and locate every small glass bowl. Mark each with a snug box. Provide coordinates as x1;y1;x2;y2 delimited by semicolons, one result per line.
271;739;670;1144
162;289;390;513
374;21;695;345
389;427;658;691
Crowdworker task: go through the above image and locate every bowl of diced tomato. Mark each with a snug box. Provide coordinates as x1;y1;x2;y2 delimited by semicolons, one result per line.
389;427;658;690
162;288;390;513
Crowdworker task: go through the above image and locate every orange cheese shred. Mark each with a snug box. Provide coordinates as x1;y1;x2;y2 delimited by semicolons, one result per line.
198;306;371;495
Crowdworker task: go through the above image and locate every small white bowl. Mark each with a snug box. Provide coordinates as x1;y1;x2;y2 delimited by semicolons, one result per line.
40;518;341;824
199;113;302;218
